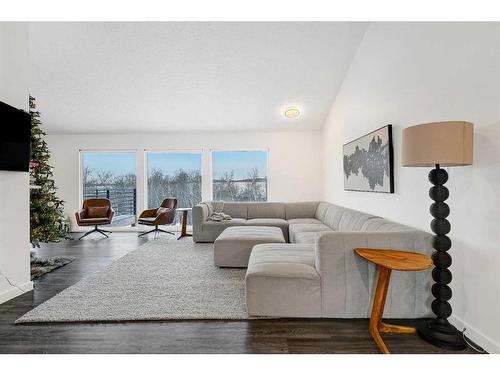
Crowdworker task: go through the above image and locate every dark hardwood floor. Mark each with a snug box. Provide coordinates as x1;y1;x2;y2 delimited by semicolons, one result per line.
0;232;479;354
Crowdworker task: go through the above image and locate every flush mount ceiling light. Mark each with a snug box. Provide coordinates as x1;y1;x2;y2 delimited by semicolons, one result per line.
284;106;300;119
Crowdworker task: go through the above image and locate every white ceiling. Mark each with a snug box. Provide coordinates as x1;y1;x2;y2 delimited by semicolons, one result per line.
30;22;367;134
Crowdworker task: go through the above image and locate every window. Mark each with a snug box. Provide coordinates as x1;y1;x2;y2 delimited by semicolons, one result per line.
146;151;202;210
212;150;268;202
81;151;137;227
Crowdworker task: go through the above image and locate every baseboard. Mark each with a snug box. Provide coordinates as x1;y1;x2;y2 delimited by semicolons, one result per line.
450;314;499;354
0;281;33;305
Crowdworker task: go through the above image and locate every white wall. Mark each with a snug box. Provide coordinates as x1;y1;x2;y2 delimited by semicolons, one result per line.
0;22;33;303
45;131;323;229
322;23;500;353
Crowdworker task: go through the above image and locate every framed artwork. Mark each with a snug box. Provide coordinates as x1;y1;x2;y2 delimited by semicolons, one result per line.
343;124;394;193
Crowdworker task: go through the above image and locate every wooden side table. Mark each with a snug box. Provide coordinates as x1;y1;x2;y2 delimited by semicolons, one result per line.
176;208;192;240
354;248;432;354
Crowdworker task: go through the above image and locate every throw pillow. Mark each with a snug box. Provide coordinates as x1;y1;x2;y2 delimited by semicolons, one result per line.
87;206;109;218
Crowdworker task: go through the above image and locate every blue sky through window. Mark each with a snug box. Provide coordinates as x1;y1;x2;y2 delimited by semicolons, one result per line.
83;152;136;175
212;150;267;179
82;150;267;179
147;152;201;175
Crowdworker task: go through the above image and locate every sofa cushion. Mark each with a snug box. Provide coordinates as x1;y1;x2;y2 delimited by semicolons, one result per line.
315;202;378;231
221;203;248;218
138;217;156;223
79;217;110;224
214;226;285;267
203;218;246;229
288;223;332;243
87;206;108;218
293;231;331;244
314;202;330;223
201;218;247;241
337;211;378;231
246;243;321;317
284;202;319;219
247;203;285;219
246;218;289;242
287;218;323;225
322;204;349;230
248;243;316;270
360;217;414;232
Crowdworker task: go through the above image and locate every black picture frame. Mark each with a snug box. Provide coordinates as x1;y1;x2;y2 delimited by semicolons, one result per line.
342;124;394;193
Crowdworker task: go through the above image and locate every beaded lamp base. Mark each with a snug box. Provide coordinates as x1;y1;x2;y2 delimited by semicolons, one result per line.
416;165;466;350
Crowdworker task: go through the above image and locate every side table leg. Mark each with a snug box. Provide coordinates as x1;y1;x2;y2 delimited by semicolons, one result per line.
177;210;192;240
369;266;392;354
379;322;416;334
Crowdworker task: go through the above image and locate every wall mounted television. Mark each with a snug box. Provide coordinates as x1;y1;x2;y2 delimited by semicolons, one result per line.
0;101;31;172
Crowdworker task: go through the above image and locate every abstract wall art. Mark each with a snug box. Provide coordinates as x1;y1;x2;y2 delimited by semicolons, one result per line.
343;124;394;193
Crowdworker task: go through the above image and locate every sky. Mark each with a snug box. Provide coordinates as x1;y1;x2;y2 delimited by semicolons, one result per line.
212;150;267;179
83;152;136;176
83;150;267;179
148;152;201;175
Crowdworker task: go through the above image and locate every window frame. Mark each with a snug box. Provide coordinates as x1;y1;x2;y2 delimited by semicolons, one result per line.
209;148;269;202
79;149;139;226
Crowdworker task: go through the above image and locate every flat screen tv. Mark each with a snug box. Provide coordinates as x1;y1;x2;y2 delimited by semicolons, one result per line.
0;101;31;172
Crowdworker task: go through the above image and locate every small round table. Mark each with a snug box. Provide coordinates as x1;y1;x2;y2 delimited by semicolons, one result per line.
176;208;192;240
354;248;432;354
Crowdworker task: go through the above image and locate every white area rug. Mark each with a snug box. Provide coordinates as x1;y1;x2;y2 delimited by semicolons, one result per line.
16;238;252;323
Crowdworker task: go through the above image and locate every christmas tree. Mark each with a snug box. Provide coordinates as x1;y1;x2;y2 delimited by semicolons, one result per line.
29;96;70;247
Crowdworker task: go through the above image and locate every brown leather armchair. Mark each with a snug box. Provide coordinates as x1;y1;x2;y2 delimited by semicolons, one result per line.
75;198;114;240
138;198;178;238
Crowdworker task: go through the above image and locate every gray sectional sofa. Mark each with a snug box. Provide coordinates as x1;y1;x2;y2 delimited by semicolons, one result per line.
192;201;433;318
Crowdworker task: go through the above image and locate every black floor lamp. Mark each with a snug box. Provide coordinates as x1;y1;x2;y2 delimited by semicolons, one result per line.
402;121;473;350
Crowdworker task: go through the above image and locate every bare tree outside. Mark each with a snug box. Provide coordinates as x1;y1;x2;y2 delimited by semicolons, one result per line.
146;152;203;225
147;168;202;210
82;166;93;185
212;151;267;202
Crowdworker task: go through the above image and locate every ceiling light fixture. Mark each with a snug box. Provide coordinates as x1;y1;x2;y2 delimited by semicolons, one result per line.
284;106;300;119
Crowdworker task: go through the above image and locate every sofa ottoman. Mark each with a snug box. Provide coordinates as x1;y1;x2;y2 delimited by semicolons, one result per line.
245;243;321;317
213;226;285;267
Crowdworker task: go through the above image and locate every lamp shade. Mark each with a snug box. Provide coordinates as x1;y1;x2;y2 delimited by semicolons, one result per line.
402;121;473;167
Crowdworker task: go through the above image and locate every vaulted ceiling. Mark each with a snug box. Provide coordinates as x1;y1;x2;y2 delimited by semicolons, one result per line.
30;22;367;134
